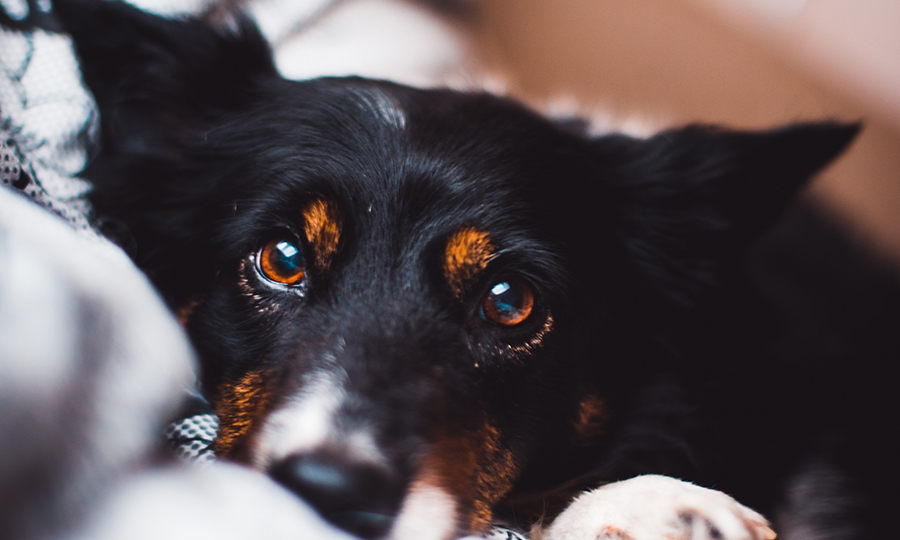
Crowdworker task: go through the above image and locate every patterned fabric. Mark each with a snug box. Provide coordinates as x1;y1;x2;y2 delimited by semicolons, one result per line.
0;174;196;540
0;137;21;184
166;413;219;464
0;4;99;235
480;527;530;540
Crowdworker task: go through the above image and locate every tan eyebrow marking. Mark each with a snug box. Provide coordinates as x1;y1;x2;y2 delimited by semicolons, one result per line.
444;227;495;297
302;199;341;270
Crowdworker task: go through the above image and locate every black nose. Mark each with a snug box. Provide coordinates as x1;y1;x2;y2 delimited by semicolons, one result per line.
271;452;403;539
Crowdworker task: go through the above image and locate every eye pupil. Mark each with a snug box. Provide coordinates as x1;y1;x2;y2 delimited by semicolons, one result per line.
274;241;300;270
482;277;534;326
259;238;305;285
491;283;518;314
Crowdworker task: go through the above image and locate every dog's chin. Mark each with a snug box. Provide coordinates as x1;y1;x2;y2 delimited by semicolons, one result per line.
389;481;460;540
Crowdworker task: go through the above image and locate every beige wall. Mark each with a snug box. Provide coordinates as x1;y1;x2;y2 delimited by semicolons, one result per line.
467;0;900;268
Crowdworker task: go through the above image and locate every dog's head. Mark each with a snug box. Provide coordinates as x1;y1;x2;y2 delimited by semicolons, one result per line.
56;1;858;538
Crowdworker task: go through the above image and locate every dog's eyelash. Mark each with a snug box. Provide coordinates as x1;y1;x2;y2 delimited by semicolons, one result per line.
237;258;282;315
240;254;307;311
478;247;567;307
468;309;554;367
506;311;554;359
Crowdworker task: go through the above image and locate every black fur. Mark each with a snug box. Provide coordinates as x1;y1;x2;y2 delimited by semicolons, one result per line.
55;1;899;539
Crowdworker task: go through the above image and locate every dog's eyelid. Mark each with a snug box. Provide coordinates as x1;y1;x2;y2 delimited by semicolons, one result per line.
479;253;552;299
254;229;305;253
263;224;303;242
486;250;504;264
482;244;569;300
248;222;296;246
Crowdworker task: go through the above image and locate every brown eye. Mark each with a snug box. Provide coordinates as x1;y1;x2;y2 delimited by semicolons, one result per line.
258;238;305;285
480;277;534;326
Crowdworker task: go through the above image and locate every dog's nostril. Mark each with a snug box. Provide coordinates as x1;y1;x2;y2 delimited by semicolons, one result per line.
331;510;395;538
272;453;402;539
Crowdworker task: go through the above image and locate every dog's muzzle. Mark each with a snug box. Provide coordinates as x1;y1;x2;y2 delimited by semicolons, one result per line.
271;449;404;539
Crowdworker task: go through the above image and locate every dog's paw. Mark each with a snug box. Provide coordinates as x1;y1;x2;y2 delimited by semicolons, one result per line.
544;475;775;540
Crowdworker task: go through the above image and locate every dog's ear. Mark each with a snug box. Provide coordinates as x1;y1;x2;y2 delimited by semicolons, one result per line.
52;0;278;307
53;0;277;155
585;122;860;307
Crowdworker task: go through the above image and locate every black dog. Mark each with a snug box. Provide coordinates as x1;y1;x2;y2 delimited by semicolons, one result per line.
55;1;900;539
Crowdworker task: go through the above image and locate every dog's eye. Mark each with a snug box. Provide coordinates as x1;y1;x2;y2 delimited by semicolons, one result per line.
480;277;534;326
258;238;305;285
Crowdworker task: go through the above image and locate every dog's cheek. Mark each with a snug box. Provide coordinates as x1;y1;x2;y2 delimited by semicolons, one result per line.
467;422;520;530
212;370;273;459
390;479;460;540
394;420;521;538
573;393;609;444
175;298;200;326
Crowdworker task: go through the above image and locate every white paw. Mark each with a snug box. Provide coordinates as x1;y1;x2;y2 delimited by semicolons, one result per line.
544;475;776;540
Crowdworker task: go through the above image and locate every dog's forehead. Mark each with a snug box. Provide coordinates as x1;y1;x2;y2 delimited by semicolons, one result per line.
250;81;558;235
346;85;407;130
230;79;573;292
257;78;566;174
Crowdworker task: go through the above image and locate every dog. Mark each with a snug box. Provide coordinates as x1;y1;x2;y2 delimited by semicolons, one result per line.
53;1;900;539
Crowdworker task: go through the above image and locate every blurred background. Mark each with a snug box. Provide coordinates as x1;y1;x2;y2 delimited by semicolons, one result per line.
466;0;900;269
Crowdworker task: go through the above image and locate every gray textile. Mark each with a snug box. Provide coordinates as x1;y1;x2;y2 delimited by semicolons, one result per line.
0;19;98;235
0;187;194;539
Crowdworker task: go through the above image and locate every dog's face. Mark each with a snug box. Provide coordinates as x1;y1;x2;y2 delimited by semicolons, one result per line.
174;79;594;538
57;2;857;539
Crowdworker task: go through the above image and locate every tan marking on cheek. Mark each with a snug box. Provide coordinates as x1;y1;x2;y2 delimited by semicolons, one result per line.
213;371;271;458
574;394;608;442
176;299;200;326
418;419;520;534
303;199;341;270
470;422;519;530
444;227;494;297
